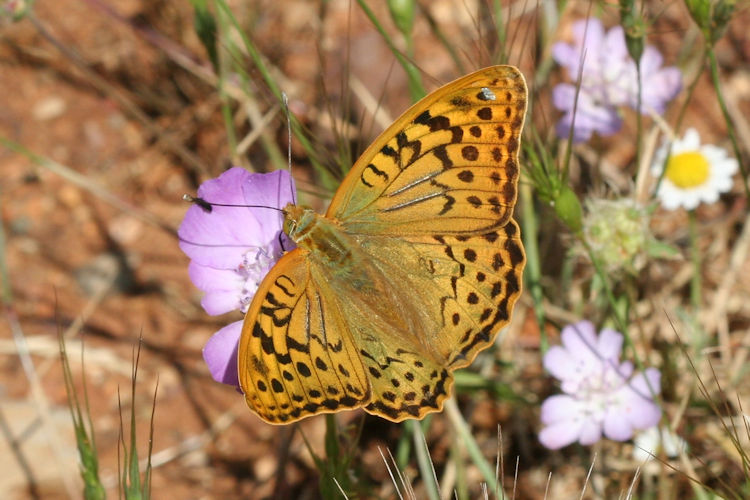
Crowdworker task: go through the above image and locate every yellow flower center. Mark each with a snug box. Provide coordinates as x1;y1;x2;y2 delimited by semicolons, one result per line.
665;151;710;188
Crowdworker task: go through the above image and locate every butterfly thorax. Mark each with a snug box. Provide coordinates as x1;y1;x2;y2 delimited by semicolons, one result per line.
283;203;353;267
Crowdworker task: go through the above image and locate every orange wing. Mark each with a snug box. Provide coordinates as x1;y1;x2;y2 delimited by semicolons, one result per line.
238;249;370;424
327;65;527;236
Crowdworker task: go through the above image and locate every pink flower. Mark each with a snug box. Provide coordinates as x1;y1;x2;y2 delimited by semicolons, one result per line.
539;321;662;449
552;18;682;142
178;167;296;386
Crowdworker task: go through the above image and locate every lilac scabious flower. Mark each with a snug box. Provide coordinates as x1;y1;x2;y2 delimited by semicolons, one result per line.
178;167;296;387
552;18;682;143
539;321;662;449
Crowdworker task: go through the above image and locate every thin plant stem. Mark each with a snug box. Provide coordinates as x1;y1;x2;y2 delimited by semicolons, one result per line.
355;0;425;101
635;62;643;174
444;399;500;494
215;7;240;164
689;209;702;311
580;238;627;335
520;182;547;351
707;48;750;199
410;420;440;500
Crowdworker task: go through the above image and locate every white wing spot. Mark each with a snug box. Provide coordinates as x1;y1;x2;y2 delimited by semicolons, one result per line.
479;87;496;101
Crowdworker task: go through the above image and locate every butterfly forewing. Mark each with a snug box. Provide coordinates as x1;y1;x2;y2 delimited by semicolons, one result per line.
328;66;526;236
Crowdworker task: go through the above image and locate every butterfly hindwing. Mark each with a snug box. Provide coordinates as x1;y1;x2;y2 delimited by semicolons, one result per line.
238;249;370;424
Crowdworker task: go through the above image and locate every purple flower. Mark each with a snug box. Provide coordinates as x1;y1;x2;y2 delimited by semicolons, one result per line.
552;18;682;142
630;46;683;115
552;83;623;143
178;167;296;386
539;321;662;449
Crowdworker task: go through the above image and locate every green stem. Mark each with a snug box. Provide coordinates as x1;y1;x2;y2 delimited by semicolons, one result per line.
688;210;702;311
635;61;642;175
707;48;750;199
213;0;331;182
520;182;546;351
417;0;466;74
581;239;626;334
444;399;500;495
410;420;440;500
355;0;425;101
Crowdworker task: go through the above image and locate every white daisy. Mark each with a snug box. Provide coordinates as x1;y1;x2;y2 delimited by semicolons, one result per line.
651;128;738;210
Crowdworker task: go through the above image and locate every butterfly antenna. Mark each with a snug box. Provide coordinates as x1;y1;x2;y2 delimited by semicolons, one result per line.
182;193;213;213
182;194;284;214
277;231;288;252
282;92;296;205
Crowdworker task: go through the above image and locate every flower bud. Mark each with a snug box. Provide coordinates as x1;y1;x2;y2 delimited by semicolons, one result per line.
686;0;735;45
387;0;415;37
552;185;583;235
619;0;645;62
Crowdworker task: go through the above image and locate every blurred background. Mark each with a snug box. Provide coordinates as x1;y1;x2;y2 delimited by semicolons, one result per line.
1;0;749;498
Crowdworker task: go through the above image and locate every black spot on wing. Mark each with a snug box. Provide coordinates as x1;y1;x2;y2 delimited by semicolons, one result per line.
451;96;471;107
361;163;389;188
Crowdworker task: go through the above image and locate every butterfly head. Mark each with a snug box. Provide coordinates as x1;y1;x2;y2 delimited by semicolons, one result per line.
282;203;317;243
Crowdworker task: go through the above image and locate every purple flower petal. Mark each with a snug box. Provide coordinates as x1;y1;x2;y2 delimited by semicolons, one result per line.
178;168;295;268
540;394;580;424
553;18;606;78
542;345;578;381
620;368;662;429
553;84;623;142
179;168;297;318
596;328;624;360
188;262;244;315
603;407;635;441
242;170;297;236
603;25;628;60
539;418;584;450
560;320;600;366
203;320;243;387
578;418;603;445
179;169;263;268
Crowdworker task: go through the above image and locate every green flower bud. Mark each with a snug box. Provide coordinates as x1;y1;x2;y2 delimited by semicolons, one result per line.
685;0;712;28
387;0;415;37
552;186;583;235
711;0;735;44
619;0;645;62
686;0;735;45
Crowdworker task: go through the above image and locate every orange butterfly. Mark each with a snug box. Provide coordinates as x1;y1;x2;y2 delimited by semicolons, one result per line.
239;66;527;424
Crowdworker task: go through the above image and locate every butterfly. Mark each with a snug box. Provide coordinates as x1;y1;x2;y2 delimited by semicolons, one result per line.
238;65;527;424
